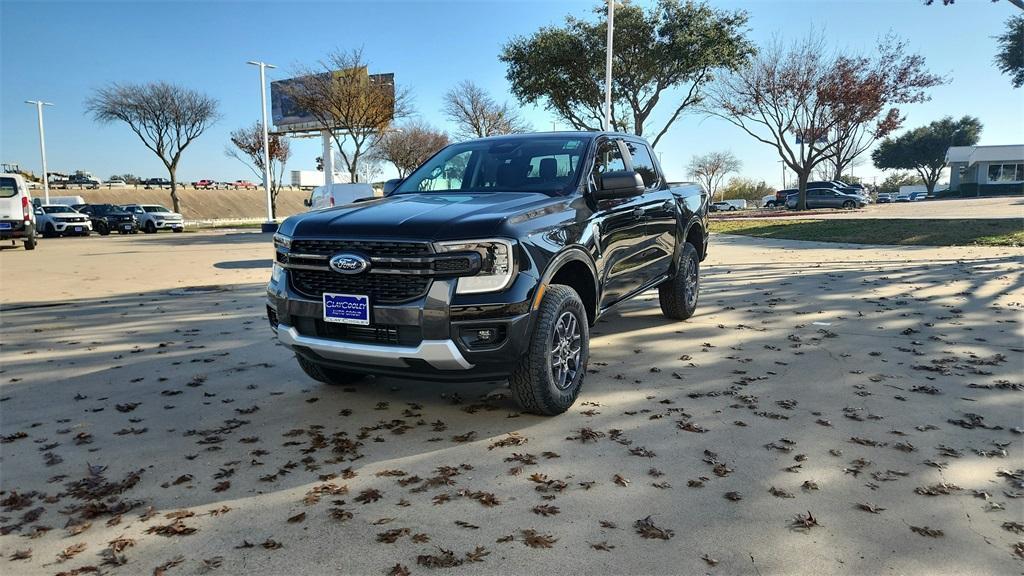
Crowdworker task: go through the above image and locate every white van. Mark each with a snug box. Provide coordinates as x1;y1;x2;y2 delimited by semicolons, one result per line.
305;183;375;210
34;195;85;207
0;173;38;250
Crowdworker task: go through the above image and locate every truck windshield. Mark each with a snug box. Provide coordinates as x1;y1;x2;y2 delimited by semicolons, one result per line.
394;136;588;195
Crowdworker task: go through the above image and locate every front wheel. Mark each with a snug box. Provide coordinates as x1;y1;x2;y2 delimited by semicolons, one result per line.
659;242;700;320
295;354;364;386
96;222;109;236
509;284;588;416
144;221;157;233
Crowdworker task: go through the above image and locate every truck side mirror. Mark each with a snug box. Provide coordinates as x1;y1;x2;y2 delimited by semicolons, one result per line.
382;178;402;196
303;198;311;207
593;170;644;201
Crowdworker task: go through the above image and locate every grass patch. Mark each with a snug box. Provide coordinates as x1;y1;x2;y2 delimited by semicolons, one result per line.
710;218;1024;247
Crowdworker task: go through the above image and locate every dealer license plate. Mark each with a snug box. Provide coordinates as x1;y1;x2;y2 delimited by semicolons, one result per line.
323;293;370;325
0;223;11;230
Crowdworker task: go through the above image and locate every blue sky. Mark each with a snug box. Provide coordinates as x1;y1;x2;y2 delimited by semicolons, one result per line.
2;0;1023;188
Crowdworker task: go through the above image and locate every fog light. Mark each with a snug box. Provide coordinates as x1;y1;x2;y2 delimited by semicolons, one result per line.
460;326;506;349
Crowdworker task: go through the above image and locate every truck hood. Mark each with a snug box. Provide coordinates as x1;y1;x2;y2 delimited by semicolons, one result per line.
282;192;559;240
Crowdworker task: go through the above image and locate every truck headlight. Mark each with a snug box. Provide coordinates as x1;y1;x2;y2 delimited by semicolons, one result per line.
435;239;514;294
273;233;291;250
271;262;284;283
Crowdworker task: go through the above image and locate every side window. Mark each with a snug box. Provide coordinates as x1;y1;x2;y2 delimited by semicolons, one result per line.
624;141;660;188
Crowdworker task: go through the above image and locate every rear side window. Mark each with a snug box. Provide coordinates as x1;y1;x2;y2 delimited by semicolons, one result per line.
0;177;17;198
624;141;660;188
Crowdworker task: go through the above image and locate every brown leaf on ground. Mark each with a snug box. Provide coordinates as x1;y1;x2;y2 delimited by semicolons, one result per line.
590;541;615;551
412;533;430;543
417;547;462;568
9;549;31;561
769;486;794;498
153;555;185;576
1000;521;1023;534
387;564;411;576
355;488;383;504
857;503;886;514
522;529;558;548
791;511;820;531
909;525;943;537
634;516;674;540
488;433;527;450
613;474;630;487
287;512;306;524
146;520;196;537
532;504;560;516
108;536;135;553
915;483;962;496
702;553;719;566
212;481;230;492
376;528;410;543
724;491;743;501
465;546;490;562
261;538;283;549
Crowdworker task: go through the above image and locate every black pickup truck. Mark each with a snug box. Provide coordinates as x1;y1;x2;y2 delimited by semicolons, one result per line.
267;132;708;415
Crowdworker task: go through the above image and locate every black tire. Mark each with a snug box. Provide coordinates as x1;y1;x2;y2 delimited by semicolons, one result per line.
659;242;700;321
44;223;57;238
842;200;855;209
96;222;109;236
765;201;776;208
295;354;363;386
172;227;183;233
24;234;37;251
508;284;589;416
144;221;157;234
729;206;737;211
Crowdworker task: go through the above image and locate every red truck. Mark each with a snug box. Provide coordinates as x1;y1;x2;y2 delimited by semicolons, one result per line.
192;179;217;189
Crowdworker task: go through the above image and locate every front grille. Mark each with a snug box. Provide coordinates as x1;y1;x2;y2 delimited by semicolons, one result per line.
291;239;431;258
290;268;430;303
313;320;422;346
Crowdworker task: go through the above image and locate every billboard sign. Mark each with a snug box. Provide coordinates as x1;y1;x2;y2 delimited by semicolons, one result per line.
271;68;395;134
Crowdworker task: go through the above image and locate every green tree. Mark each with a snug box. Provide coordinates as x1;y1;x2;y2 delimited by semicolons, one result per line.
501;0;754;147
871;116;982;194
877;171;924;194
995;14;1024;88
720;177;774;205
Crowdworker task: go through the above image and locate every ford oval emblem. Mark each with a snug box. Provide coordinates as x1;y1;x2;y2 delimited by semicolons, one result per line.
329;253;370;275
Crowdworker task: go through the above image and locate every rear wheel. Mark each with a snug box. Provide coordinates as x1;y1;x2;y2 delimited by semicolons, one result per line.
295;354;364;386
508;284;588;416
842;200;855;209
24;234;37;251
729;206;737;211
659;242;700;321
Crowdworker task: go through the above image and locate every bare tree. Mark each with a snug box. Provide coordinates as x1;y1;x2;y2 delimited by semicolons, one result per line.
687;151;741;201
286;48;412;183
442;80;530;139
225;123;292;217
86;82;219;213
702;33;943;209
374;122;449;178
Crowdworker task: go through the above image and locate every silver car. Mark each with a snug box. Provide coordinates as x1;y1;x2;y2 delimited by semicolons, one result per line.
786;188;866;210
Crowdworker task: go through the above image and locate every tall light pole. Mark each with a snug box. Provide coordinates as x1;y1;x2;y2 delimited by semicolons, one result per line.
25;100;54;204
248;60;277;232
603;0;614;131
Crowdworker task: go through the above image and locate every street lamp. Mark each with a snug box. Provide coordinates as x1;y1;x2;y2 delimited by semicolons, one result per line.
247;60;277;233
25;100;54;204
603;0;614;131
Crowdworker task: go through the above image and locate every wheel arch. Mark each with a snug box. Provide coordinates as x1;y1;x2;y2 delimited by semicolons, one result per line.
539;248;599;326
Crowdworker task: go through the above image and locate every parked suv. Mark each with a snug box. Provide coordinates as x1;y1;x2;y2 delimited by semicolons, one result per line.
35;204;91;237
122;204;184;233
267;132;709;415
77;204;137;235
786;187;866;210
0;173;37;250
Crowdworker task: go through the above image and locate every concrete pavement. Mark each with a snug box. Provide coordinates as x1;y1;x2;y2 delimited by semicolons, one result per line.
1;231;1022;575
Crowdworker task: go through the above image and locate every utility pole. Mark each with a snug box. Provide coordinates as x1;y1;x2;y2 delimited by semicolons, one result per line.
25;100;54;204
603;0;614;131
247;60;277;232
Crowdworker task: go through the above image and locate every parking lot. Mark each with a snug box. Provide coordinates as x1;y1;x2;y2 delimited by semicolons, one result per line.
721;196;1024;220
1;231;1022;575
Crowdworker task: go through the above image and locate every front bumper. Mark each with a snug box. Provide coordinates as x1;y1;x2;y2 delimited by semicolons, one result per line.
53;220;92;233
267;264;539;381
153;219;184;229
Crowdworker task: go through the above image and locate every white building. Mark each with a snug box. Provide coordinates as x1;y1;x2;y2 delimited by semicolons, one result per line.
946;144;1024;195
